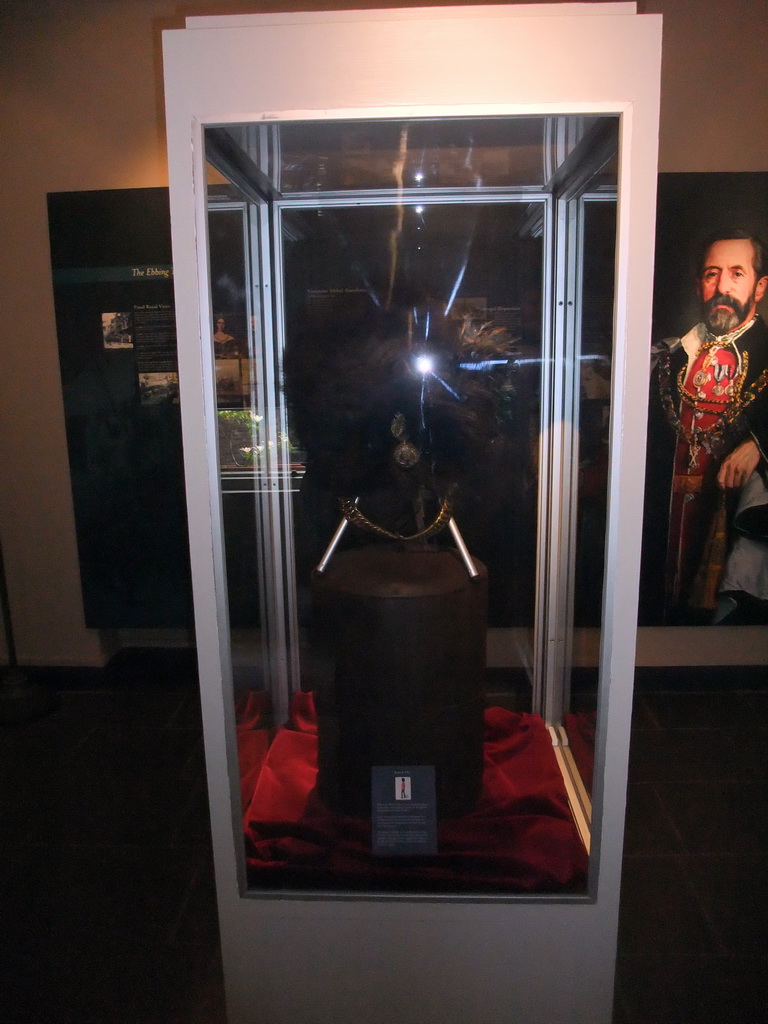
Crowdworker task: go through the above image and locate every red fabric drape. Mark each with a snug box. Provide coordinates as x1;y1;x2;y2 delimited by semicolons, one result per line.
237;692;588;893
235;690;272;813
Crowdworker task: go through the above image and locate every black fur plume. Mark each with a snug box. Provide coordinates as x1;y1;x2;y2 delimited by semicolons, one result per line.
283;292;515;507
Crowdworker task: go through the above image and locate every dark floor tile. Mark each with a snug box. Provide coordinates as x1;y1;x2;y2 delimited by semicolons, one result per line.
686;856;768;956
657;780;768;856
629;694;661;731
173;775;214;846
617;954;768;1024
622;784;684;856
0;783;39;843
626;727;752;784
14;843;211;955
568;689;598;715
634;666;768;691
0;699;91;777
736;730;768;779
1;691;89;738
21;727;205;844
104;647;199;690
21;666;107;692
170;689;204;730
169;848;220;947
737;689;768;729
183;948;227;1024
611;985;632;1024
0;841;46;958
63;687;192;730
617;856;718;958
643;689;768;732
0;710;91;842
642;690;732;730
0;946;226;1024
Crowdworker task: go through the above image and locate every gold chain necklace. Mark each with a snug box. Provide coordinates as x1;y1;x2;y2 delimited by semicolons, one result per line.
659;345;768;470
676;347;748;413
338;497;454;541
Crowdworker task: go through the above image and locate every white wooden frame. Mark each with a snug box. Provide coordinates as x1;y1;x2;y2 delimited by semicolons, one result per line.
163;7;661;1023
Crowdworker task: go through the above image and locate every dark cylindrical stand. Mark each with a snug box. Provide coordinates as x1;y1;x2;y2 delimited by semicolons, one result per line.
311;546;487;819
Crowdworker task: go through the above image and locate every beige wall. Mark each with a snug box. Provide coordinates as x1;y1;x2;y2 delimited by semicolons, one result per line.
1;0;766;666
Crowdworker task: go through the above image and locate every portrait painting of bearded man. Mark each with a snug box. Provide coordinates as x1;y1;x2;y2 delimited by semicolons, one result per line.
642;199;768;626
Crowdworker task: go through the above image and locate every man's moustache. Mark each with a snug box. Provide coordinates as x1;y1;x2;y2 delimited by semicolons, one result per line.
704;293;741;315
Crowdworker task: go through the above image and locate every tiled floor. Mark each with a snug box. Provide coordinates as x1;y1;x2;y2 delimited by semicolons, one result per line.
0;651;225;1024
614;669;768;1023
1;653;766;1023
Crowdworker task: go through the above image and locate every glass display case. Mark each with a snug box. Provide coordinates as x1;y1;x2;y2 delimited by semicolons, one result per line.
163;6;661;1024
205;112;617;892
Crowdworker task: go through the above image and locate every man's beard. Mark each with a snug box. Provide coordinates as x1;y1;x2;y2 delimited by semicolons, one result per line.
702;292;753;336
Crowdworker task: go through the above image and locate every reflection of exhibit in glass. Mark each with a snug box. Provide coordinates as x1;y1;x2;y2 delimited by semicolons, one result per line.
204;113;618;892
213;315;239;358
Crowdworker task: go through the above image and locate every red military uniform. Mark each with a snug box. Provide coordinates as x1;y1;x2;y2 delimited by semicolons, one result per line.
654;314;768;621
666;338;742;609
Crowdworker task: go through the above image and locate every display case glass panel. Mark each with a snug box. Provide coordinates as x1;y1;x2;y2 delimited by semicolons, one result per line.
205;114;617;895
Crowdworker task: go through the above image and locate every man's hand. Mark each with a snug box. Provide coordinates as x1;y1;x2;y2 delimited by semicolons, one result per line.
718;439;761;489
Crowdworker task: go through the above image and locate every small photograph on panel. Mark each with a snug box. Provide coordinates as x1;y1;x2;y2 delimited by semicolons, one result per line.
101;311;133;348
138;371;179;405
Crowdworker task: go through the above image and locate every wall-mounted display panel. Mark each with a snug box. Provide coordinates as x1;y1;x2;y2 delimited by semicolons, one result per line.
48;189;192;629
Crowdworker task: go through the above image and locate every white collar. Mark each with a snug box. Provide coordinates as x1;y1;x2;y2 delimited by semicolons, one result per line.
681;315;758;361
